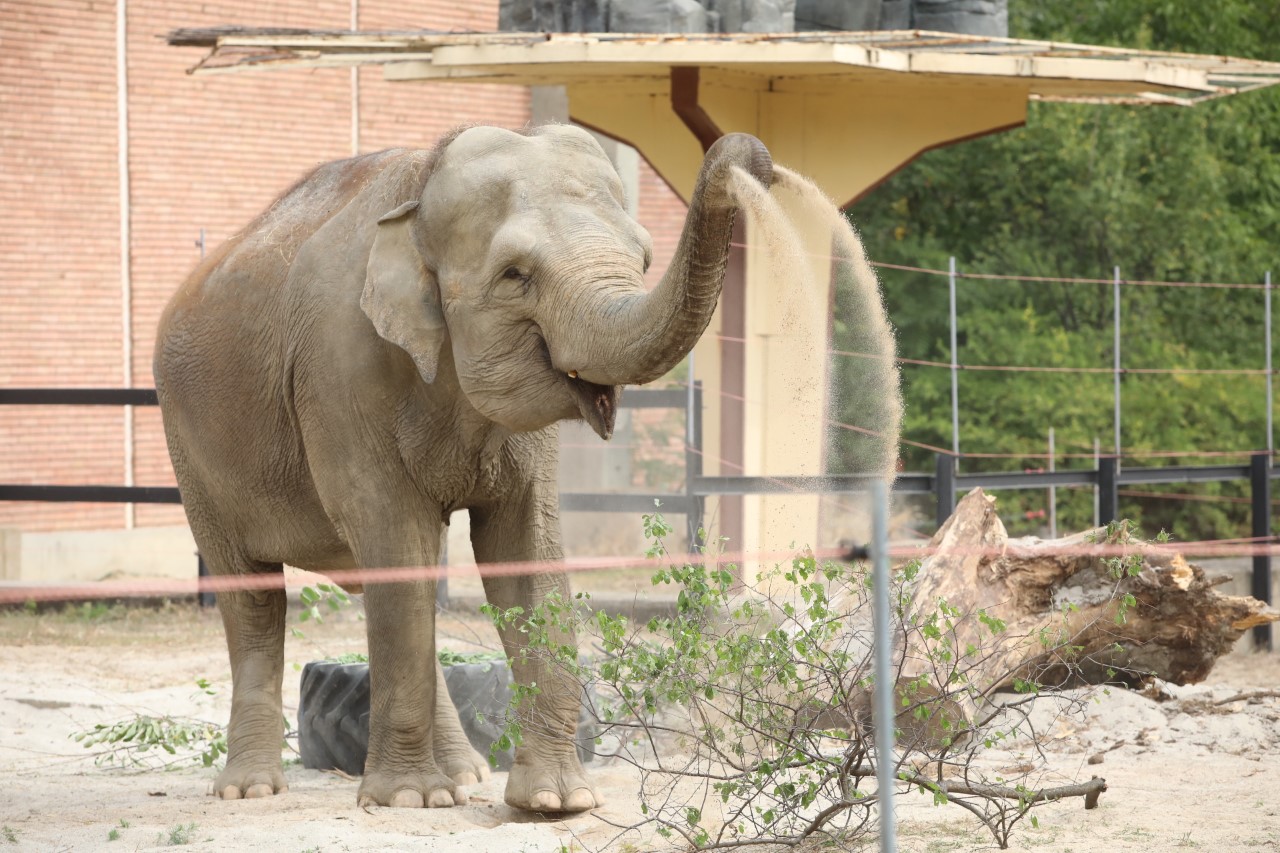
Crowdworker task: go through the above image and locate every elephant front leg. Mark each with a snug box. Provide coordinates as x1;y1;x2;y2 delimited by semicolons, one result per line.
472;501;601;813
432;657;491;785
358;575;463;808
215;576;289;799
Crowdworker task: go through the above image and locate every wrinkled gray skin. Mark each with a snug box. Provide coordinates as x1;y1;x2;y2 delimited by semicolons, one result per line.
154;125;772;812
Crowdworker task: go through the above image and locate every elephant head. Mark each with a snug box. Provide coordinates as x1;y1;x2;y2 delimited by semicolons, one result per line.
360;125;772;440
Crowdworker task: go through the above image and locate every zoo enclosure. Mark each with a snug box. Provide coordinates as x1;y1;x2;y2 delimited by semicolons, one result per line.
1;383;1275;649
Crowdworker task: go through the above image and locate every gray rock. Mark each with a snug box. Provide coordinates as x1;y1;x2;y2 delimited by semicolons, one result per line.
498;0;535;31
914;0;1007;37
795;0;883;31
611;0;710;33
740;0;795;32
796;0;1005;34
500;0;1007;37
500;0;609;32
708;0;744;31
880;0;910;28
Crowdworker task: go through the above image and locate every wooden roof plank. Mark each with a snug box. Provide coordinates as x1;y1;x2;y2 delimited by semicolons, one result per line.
169;28;1280;104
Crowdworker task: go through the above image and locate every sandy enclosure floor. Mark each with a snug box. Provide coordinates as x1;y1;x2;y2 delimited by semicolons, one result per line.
0;599;1278;853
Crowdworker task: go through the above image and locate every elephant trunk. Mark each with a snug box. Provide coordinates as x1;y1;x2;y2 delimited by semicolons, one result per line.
573;133;773;387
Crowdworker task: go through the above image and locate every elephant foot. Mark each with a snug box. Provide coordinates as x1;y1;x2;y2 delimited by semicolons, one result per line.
435;738;492;787
214;761;288;800
504;754;600;813
357;769;465;809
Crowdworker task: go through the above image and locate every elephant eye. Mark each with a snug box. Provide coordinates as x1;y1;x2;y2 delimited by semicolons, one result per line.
502;266;526;281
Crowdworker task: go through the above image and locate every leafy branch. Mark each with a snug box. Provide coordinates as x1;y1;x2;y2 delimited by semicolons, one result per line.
491;510;1118;850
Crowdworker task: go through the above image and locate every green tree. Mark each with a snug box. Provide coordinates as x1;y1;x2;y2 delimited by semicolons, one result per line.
831;0;1280;539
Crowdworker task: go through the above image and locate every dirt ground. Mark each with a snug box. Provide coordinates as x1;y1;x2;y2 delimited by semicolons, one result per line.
1;585;1278;853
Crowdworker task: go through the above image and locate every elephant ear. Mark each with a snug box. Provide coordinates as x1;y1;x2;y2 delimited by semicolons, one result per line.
360;200;446;384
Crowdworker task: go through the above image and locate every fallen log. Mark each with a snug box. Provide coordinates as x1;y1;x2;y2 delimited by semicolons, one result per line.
903;488;1278;708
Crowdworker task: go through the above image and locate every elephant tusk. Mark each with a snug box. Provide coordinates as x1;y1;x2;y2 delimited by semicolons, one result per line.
567;370;579;379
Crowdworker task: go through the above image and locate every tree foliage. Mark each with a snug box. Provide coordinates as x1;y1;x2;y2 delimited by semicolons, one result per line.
831;0;1280;539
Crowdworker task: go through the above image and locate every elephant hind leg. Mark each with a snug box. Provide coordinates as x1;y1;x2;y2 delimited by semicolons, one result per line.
208;553;289;800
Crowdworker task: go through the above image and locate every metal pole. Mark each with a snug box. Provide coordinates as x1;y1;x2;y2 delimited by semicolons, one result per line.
1266;271;1273;464
1250;453;1273;651
686;354;704;549
1113;266;1122;465
949;256;960;457
1093;437;1100;527
870;479;897;853
438;536;449;610
1098;455;1119;525
1048;427;1057;539
117;0;134;534
935;453;956;528
196;552;216;609
687;352;696;446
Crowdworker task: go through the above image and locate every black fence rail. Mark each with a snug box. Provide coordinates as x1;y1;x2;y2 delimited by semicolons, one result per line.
1;387;1274;648
0;386;700;515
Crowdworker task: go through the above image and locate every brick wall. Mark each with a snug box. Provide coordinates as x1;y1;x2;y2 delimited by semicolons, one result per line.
636;158;688;289
1;1;690;536
130;0;358;530
0;0;127;531
1;0;530;533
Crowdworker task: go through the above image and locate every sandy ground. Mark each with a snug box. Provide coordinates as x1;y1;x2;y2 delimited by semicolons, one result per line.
0;598;1277;853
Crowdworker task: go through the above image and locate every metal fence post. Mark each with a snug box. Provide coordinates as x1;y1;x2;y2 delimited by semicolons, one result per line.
1093;437;1101;527
870;480;897;853
1048;427;1057;539
686;381;705;549
1113;267;1122;463
1266;271;1273;463
1098;456;1119;525
438;539;450;610
196;552;216;609
1251;453;1273;651
949;256;960;458
935;453;956;527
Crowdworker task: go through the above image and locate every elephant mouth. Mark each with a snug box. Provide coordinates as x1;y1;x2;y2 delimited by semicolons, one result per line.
566;373;619;441
531;328;619;440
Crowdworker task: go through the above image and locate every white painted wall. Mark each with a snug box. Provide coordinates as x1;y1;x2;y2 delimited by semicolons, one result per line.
0;526;198;583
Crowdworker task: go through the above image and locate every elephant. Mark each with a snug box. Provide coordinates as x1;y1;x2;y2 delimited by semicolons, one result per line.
153;123;772;812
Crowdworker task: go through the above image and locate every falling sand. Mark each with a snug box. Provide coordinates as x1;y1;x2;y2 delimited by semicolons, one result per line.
772;165;903;484
723;163;903;542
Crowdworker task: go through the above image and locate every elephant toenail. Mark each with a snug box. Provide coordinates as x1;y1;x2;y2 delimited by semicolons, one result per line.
426;789;456;808
529;790;563;811
390;789;427;808
563;788;598;811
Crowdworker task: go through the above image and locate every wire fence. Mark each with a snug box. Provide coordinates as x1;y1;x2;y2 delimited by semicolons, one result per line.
862;256;1274;464
2;536;1277;607
1;252;1276;651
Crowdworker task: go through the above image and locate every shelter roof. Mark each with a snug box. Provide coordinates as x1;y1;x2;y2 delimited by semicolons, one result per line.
169;28;1280;105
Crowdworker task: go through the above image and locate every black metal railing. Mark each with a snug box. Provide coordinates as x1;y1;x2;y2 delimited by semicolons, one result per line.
1;387;1273;648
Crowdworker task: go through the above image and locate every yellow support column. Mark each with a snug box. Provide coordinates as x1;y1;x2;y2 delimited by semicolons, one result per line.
567;71;1027;571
